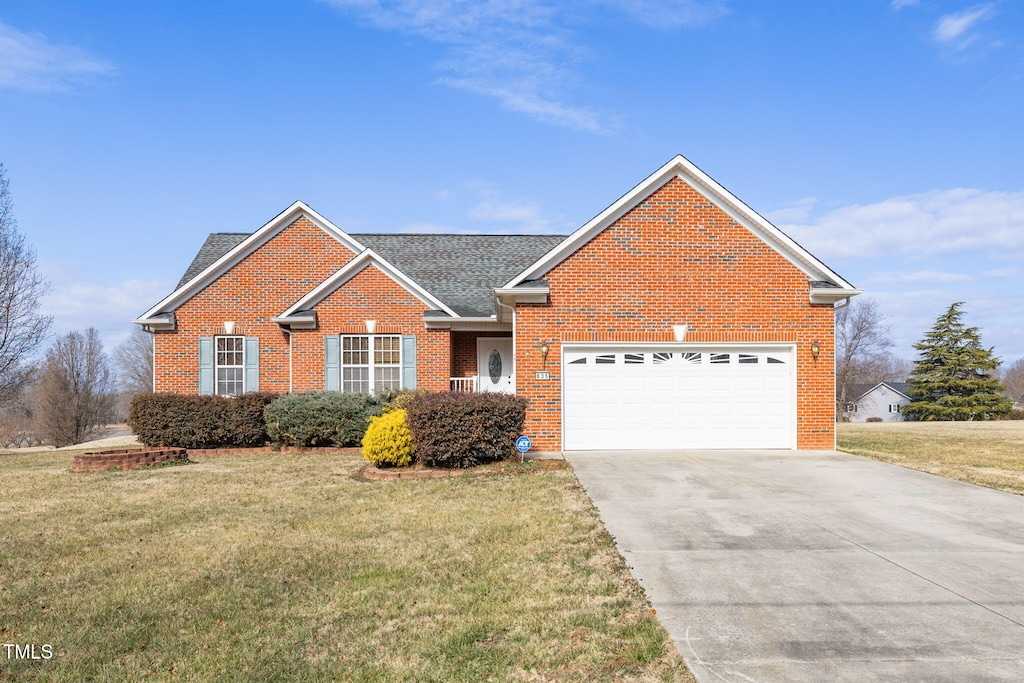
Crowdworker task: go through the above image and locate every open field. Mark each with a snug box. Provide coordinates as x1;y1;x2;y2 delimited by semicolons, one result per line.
0;451;692;682
838;421;1024;495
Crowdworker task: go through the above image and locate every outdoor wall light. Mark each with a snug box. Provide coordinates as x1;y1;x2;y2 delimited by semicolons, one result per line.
811;340;821;360
539;341;550;365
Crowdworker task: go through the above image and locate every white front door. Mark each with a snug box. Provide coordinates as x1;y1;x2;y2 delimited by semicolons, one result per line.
477;337;515;393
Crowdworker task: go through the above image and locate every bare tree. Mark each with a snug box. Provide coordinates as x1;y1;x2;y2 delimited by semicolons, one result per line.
1000;357;1024;403
854;352;914;387
0;163;52;408
113;326;153;395
836;298;893;420
35;328;115;447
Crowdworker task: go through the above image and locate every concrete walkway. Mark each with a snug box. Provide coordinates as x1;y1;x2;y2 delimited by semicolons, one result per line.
565;450;1024;682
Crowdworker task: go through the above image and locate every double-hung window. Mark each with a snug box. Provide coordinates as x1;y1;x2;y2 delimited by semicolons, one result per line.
215;336;245;395
341;335;401;394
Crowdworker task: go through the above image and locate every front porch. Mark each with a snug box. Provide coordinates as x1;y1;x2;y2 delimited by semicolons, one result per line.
448;330;514;393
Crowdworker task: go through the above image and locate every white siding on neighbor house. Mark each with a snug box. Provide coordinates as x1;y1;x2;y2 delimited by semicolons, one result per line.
851;385;910;422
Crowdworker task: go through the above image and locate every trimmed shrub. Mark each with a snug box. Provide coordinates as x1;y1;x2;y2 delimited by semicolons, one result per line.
362;409;414;467
264;391;395;448
129;392;278;449
866;417;883;423
405;392;528;469
383;389;431;414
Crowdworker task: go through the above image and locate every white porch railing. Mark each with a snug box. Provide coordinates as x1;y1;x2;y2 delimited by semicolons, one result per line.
450;376;477;392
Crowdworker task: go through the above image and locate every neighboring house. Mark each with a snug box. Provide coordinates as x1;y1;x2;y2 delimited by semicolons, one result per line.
846;382;913;422
134;155;860;451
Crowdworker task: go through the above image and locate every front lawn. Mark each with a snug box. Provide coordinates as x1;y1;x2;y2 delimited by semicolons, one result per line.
0;451;692;682
837;420;1024;495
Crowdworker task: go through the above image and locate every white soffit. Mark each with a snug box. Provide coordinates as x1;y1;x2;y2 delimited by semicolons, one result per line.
136;201;366;322
502;155;857;292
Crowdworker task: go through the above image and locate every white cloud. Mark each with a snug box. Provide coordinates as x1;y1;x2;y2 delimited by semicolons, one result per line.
0;21;114;92
890;0;919;9
933;5;995;50
764;197;816;224
867;270;974;285
778;188;1024;261
983;268;1020;278
318;0;722;132
465;181;562;233
39;267;174;350
598;0;727;29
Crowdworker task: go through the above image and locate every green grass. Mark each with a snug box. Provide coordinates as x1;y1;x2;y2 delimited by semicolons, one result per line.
0;451;693;682
838;420;1024;495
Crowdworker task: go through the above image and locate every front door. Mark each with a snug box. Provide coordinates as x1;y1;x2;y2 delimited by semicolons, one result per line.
477;337;514;393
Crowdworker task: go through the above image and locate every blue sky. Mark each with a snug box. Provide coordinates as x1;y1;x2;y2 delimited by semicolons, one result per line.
1;0;1021;364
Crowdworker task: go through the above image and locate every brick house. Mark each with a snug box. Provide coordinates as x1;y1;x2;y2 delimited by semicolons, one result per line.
135;155;860;451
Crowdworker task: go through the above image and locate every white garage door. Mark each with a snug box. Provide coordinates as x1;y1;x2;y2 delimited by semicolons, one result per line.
563;345;795;450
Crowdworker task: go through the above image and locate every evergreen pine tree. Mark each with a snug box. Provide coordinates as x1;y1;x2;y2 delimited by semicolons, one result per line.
903;302;1013;421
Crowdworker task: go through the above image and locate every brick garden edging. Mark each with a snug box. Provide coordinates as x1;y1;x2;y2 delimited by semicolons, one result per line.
72;448;188;472
72;446;362;471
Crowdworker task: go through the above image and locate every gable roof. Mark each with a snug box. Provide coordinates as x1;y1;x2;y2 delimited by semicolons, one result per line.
502;154;860;298
136;201;364;323
850;382;913;402
163;231;565;319
275;248;460;321
138;155;858;328
354;234;564;316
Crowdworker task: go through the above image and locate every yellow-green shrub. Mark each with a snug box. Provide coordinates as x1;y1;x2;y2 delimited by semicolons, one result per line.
383;389;431;414
362;408;414;468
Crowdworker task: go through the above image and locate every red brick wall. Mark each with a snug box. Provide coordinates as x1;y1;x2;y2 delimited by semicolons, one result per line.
290;265;450;392
514;177;836;451
154;217;359;393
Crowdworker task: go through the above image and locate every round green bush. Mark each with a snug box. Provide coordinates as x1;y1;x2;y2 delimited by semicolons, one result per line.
362;408;414;468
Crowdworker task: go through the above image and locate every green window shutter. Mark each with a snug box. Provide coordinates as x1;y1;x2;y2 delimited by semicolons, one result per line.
325;336;340;391
199;337;214;395
245;337;259;392
401;336;417;390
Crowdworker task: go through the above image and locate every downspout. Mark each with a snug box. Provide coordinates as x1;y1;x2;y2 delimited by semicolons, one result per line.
495;294;516;393
151;331;156;392
279;325;293;393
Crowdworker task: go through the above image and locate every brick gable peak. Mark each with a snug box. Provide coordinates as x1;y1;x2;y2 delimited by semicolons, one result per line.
134;201;364;329
273;248;459;329
502;154;860;304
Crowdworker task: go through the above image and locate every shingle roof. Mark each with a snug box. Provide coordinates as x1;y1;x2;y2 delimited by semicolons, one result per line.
176;233;251;289
175;231;566;317
353;234;565;316
850;382;913;401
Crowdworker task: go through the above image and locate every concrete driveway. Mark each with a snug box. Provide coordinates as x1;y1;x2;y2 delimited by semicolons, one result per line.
565;450;1024;682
